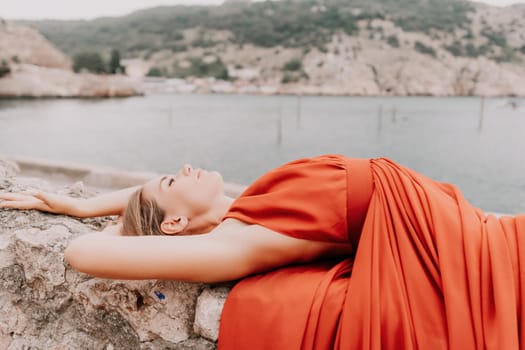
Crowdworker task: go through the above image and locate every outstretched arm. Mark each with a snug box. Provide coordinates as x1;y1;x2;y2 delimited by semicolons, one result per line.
0;185;141;218
65;222;350;283
69;185;141;217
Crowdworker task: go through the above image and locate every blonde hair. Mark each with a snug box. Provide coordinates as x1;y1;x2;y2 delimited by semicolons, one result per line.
121;188;165;236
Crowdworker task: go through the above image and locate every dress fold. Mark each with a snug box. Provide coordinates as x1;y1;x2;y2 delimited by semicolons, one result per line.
219;156;525;349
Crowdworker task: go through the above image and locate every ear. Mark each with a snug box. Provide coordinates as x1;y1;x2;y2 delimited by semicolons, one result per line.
160;215;188;235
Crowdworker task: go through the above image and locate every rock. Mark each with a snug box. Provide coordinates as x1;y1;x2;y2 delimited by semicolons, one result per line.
141;337;216;350
0;161;231;349
74;279;201;343
194;288;229;342
0;64;141;98
0;158;19;190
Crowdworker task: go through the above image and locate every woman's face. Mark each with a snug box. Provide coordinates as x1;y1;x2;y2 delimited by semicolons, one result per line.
142;164;224;219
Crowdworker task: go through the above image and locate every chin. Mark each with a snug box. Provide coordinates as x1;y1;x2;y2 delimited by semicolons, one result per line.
212;171;225;192
211;170;223;181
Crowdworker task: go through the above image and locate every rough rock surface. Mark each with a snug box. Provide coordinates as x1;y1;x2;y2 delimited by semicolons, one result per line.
194;288;229;342
0;159;229;349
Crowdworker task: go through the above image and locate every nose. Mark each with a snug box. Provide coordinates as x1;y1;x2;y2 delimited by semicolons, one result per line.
183;164;193;176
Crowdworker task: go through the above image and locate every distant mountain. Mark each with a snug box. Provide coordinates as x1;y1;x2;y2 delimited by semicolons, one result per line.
16;0;525;96
22;0;483;56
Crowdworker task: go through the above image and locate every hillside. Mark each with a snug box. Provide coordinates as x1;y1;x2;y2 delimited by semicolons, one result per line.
0;20;140;97
18;0;525;96
0;20;70;69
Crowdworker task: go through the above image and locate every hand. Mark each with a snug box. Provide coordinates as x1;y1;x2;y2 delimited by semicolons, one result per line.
0;191;79;216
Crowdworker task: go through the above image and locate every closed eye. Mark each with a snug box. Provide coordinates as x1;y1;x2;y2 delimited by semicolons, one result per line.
168;178;174;186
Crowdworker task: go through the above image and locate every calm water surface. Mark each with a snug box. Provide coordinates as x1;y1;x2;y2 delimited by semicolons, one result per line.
0;94;524;214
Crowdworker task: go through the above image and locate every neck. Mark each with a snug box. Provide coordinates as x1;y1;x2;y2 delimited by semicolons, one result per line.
188;195;235;234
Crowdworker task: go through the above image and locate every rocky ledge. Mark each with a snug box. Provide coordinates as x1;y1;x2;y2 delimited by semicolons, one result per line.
0;159;230;350
0;64;142;98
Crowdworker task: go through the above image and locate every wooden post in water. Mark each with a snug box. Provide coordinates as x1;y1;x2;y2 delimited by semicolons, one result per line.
296;94;302;129
478;96;485;132
391;106;397;123
168;103;173;128
277;100;283;145
377;105;383;134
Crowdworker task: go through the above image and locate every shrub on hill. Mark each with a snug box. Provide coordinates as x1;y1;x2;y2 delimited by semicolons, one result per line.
387;35;400;48
146;67;164;77
173;56;229;80
73;52;107;73
414;41;436;57
282;58;303;72
0;60;11;78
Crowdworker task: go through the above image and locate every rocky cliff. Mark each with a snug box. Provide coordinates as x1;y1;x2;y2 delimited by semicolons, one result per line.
0;20;141;98
0;159;230;350
0;20;70;69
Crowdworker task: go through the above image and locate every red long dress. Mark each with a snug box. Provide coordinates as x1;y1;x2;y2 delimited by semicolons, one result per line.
218;155;525;350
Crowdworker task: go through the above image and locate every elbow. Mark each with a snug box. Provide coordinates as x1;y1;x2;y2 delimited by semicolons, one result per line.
64;235;94;274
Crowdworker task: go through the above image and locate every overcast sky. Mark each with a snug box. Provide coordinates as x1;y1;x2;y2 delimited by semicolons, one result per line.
2;0;524;21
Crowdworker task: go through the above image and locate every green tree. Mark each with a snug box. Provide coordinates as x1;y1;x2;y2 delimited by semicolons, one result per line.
444;41;462;56
173;57;229;80
386;35;400;48
281;72;299;84
109;49;125;74
73;52;107;74
170;44;188;52
146;67;164;77
414;41;436;57
0;60;10;78
482;29;507;48
282;58;303;72
465;43;478;57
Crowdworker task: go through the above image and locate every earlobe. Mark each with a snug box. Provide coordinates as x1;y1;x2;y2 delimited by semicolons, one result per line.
160;216;188;235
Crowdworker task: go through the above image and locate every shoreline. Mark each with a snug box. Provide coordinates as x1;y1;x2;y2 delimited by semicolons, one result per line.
1;91;524;99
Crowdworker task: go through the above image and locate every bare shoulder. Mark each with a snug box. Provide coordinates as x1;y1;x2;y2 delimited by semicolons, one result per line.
215;219;352;272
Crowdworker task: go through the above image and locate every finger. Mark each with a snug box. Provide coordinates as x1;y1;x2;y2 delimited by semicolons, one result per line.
34;202;53;212
21;190;39;196
32;191;49;203
0;192;30;201
0;200;40;210
18;191;50;203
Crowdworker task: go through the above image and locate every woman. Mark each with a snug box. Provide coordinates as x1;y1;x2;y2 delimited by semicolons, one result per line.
1;154;524;349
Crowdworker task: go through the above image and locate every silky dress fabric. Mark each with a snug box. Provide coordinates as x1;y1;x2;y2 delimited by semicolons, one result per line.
218;155;525;350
